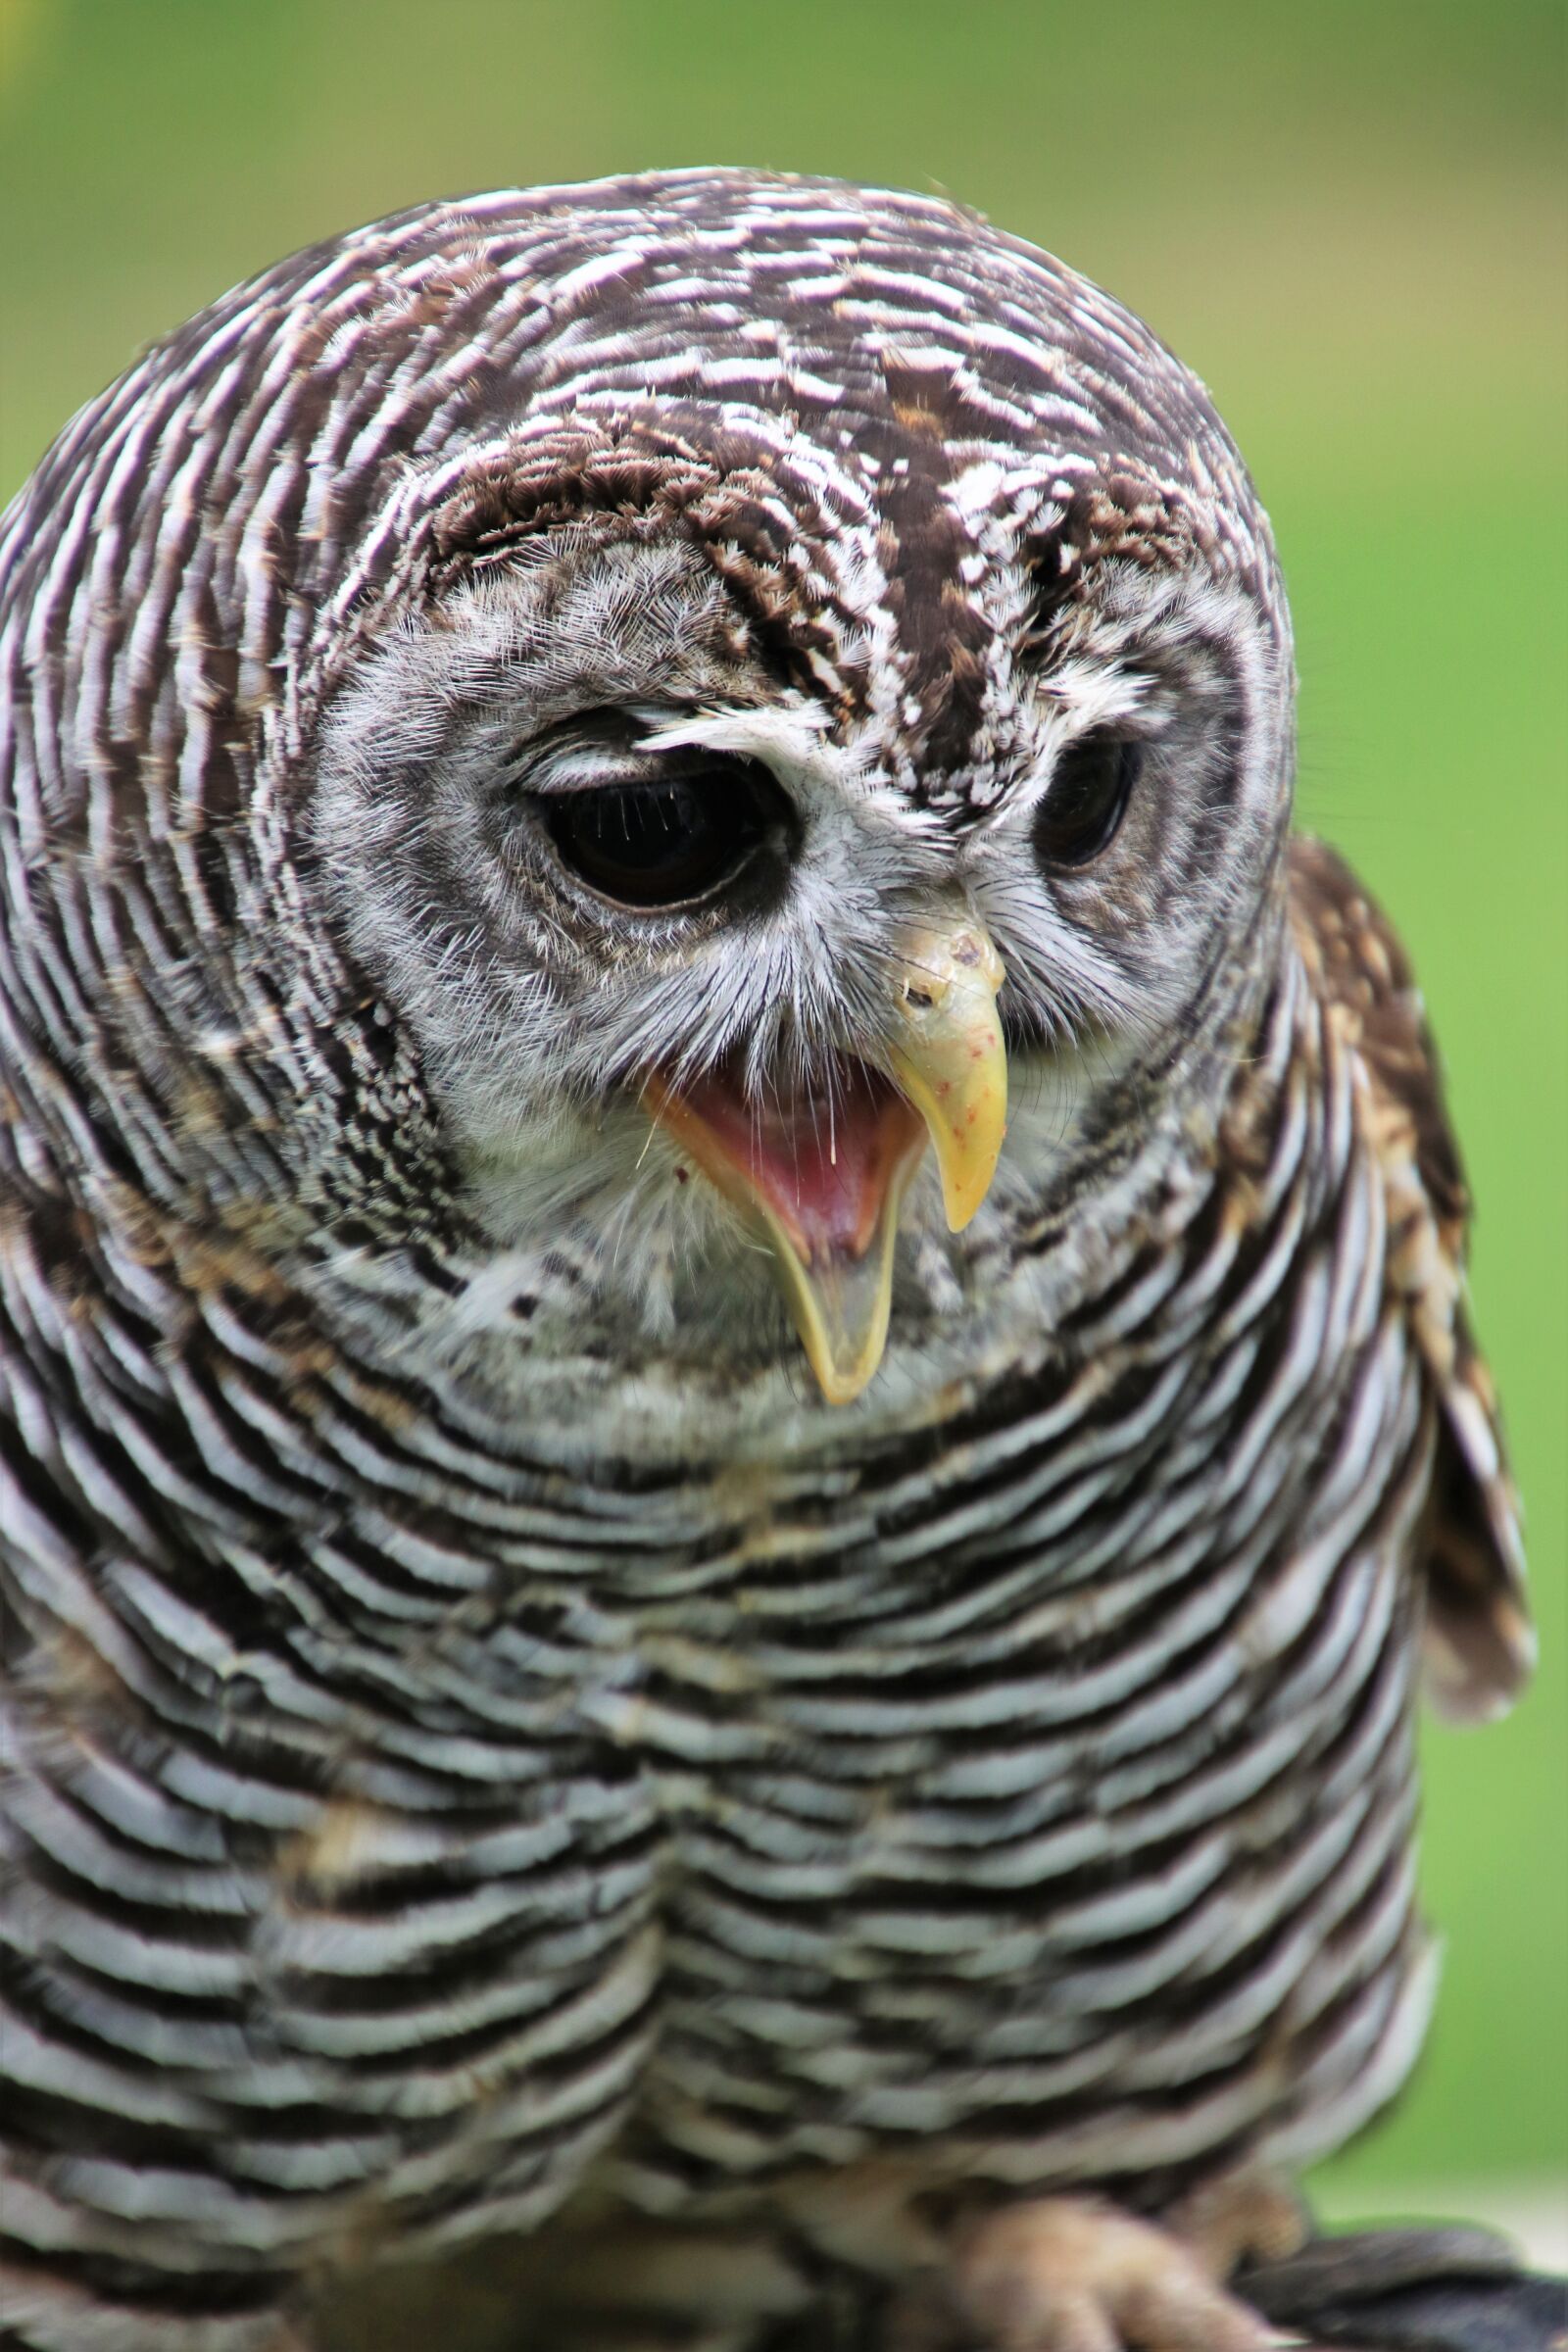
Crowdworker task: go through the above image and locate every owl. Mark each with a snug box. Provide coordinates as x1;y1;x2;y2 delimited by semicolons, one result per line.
0;171;1534;2352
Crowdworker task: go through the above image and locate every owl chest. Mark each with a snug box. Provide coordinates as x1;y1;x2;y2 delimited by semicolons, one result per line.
265;1184;1429;2208
574;1332;1431;2178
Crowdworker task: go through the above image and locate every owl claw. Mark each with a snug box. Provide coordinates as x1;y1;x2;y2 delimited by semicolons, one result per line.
890;2195;1282;2352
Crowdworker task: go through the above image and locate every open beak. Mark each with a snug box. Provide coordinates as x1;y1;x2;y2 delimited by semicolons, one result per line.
642;916;1007;1404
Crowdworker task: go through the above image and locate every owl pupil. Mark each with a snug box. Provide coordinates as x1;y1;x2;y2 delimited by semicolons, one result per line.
544;760;788;909
1034;735;1140;870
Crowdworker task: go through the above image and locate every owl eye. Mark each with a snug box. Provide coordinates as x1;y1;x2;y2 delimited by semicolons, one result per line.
1034;734;1141;869
542;757;795;911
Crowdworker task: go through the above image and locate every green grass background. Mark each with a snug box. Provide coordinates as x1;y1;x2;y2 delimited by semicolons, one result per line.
2;0;1563;2215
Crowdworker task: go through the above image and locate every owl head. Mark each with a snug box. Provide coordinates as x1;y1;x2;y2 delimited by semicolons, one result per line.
2;172;1297;1413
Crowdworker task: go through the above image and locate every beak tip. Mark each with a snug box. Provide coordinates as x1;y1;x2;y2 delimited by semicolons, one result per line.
810;1359;878;1407
941;1156;1000;1233
800;1319;893;1408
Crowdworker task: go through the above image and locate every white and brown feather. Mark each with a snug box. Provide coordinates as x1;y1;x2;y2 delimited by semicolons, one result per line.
0;171;1531;2351
1288;836;1530;1723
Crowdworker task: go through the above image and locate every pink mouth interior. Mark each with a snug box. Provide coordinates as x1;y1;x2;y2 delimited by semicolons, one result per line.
675;1060;925;1264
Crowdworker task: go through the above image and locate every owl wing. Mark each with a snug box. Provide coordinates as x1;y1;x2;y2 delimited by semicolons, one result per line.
1289;836;1534;1722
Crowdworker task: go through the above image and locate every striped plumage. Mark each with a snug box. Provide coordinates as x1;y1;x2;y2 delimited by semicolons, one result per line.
0;172;1532;2352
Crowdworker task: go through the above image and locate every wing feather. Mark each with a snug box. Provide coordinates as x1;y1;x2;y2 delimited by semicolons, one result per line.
1289;836;1533;1722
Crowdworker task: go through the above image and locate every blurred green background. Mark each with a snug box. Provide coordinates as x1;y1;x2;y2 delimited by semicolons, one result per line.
2;0;1563;2232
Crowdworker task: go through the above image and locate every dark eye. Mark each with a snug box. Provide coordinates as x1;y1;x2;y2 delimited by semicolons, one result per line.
1034;735;1141;870
543;759;795;910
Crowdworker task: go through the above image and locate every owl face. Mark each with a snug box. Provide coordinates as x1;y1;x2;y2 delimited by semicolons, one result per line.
300;186;1296;1405
316;522;1286;1403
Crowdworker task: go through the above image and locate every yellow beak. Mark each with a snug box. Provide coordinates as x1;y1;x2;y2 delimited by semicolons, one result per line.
643;914;1008;1405
883;921;1008;1234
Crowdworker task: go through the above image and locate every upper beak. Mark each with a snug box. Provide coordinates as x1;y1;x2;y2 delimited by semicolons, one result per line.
643;912;1008;1405
883;921;1008;1234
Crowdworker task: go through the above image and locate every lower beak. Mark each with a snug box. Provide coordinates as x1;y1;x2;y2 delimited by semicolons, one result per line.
643;916;1007;1404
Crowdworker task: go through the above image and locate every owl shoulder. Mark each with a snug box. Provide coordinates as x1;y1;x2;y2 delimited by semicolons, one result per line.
1288;835;1534;1722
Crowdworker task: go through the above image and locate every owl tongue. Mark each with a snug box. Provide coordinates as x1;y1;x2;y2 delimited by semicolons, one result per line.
676;1063;925;1260
642;1059;928;1404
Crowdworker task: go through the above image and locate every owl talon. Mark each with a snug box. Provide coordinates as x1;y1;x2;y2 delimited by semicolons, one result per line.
1161;2170;1308;2278
926;2195;1280;2352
